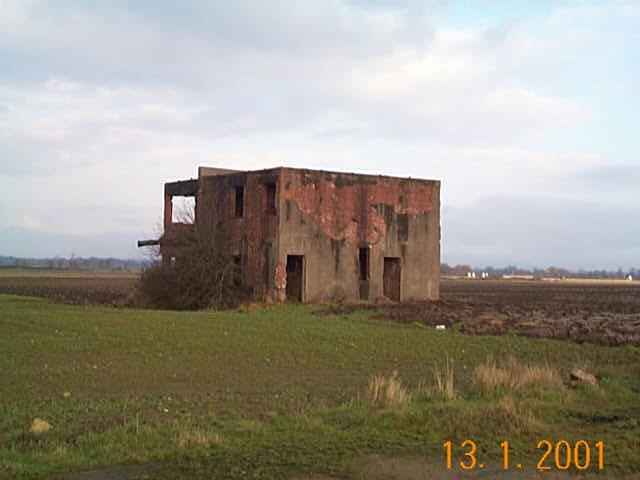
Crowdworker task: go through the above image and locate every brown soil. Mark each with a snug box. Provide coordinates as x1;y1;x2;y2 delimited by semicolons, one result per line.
320;280;640;347
48;463;160;480
349;455;636;479
0;275;137;306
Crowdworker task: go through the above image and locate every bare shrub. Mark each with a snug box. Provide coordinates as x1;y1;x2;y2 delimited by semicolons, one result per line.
137;263;179;309
432;355;455;400
368;371;410;407
137;244;245;310
474;357;563;393
137;208;250;310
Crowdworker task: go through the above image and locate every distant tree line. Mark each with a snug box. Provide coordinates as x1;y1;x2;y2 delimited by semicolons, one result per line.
1;255;636;279
441;263;637;279
0;255;145;271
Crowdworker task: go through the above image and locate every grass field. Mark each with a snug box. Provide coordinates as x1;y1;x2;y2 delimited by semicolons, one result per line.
1;292;640;479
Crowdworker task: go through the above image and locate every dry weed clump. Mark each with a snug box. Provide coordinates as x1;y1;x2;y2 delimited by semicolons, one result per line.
485;395;537;433
174;428;223;449
368;371;410;407
474;357;563;393
432;355;456;400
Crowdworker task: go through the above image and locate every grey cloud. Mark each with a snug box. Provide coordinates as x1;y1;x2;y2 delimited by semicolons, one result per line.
0;226;143;258
443;195;640;269
0;0;594;158
572;164;640;190
51;204;160;233
0;0;433;84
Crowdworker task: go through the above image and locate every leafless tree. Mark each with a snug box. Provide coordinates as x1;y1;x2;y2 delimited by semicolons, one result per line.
137;203;248;310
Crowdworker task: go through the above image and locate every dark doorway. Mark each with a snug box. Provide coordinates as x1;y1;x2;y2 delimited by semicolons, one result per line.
266;183;277;215
358;247;370;300
286;255;304;302
234;186;244;217
383;257;401;301
232;255;242;286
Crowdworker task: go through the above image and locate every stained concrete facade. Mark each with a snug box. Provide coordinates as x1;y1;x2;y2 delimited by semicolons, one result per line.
154;166;440;303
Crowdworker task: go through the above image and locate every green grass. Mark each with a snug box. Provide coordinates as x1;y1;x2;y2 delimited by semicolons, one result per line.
1;293;639;479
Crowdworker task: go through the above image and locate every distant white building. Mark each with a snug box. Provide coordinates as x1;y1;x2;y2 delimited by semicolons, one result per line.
627;274;634;281
502;274;535;280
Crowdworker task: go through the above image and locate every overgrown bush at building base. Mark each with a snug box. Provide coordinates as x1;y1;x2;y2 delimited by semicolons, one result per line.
137;237;249;310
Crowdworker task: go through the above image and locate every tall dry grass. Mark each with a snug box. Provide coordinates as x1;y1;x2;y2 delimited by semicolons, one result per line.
173;428;224;449
432;355;456;400
485;395;538;433
368;371;410;407
474;357;563;393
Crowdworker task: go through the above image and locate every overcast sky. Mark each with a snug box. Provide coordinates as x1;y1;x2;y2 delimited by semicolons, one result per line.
0;0;638;269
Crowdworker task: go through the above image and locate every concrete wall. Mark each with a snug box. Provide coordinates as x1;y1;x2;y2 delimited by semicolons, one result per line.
276;168;440;302
190;166;440;303
196;170;279;298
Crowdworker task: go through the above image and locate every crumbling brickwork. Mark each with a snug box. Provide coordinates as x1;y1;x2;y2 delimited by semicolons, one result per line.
150;166;440;303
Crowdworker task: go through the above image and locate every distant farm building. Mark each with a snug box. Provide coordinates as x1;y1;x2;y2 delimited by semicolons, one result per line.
502;274;535;280
140;166;441;303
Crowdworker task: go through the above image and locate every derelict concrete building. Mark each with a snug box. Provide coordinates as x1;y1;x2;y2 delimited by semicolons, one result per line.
142;166;440;303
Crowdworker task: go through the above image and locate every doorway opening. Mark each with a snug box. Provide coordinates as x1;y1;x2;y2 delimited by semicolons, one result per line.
383;257;401;301
286;255;304;302
358;246;370;300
